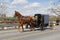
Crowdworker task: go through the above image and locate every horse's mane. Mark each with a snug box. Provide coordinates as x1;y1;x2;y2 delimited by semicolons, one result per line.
15;11;23;17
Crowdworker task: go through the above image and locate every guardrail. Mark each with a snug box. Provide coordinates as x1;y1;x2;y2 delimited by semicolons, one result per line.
0;22;60;30
0;23;18;30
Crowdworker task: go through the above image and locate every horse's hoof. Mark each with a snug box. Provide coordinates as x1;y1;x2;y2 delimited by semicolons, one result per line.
30;30;33;31
34;29;36;31
22;31;25;32
18;31;20;32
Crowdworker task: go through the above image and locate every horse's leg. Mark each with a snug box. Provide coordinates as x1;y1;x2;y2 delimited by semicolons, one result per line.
30;24;33;31
21;25;24;32
18;25;20;32
31;25;35;31
32;26;35;31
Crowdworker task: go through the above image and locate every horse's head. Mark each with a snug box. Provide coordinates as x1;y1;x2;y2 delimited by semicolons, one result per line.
14;11;23;18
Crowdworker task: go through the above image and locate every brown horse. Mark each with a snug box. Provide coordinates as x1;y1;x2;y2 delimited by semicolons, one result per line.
14;11;35;32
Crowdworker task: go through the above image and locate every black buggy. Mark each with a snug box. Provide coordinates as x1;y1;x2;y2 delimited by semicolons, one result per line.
26;14;49;31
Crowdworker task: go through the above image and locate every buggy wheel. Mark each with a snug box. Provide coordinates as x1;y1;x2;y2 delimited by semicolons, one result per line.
40;26;44;31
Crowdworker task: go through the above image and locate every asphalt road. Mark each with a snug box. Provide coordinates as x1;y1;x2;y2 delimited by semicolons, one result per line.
0;26;60;40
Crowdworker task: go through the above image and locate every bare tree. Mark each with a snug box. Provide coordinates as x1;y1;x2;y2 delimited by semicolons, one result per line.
48;0;60;16
48;7;60;16
0;3;7;17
